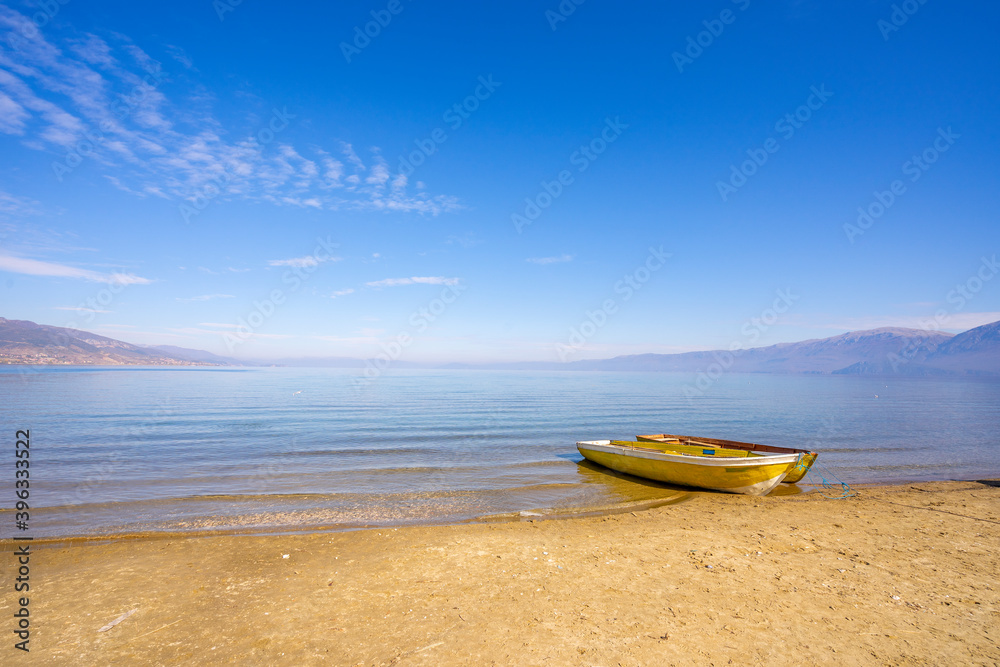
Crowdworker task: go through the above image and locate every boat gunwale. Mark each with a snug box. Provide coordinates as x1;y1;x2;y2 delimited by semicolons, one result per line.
636;433;817;456
576;440;802;468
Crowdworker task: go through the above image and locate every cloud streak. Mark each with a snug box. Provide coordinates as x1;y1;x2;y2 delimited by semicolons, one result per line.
526;254;573;265
366;276;460;287
0;189;41;219
0;252;151;284
0;7;461;216
176;293;235;302
268;255;340;268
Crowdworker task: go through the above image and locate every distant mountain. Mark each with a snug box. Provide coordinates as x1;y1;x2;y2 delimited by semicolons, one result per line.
571;324;1000;377
452;324;996;377
0;318;225;366
145;345;243;366
2;316;998;375
921;320;1000;375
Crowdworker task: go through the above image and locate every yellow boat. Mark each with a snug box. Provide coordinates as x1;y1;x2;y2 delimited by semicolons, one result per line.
576;439;804;496
636;433;818;484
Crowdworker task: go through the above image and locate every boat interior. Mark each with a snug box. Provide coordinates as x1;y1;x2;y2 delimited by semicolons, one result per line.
608;440;765;458
636;433;815;456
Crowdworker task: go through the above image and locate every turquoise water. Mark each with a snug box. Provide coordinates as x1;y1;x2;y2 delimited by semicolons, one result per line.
1;366;998;538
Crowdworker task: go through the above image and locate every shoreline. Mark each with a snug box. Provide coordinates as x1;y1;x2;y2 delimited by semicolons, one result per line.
10;476;1000;545
9;492;699;548
3;479;998;665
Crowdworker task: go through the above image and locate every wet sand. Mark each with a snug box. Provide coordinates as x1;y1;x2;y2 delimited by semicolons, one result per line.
2;480;998;665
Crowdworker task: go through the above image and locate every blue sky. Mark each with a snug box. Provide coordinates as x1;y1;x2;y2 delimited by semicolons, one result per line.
1;0;998;362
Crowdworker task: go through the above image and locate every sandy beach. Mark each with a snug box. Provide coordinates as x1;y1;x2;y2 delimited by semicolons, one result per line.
3;480;998;666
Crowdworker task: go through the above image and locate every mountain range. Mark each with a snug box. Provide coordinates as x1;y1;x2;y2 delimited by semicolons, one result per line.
0;318;242;366
1;316;998;376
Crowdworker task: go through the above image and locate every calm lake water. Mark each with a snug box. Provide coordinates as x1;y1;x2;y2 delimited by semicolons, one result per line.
2;366;998;538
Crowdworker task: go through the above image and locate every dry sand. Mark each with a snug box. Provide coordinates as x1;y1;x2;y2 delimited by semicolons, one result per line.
2;480;998;666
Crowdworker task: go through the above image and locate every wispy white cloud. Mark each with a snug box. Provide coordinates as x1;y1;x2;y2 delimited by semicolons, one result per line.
268;254;340;268
164;45;194;70
0;223;101;259
366;276;460;287
330;288;355;298
0;7;461;216
109;272;150;285
341;142;365;171
526;254;573;265
0;190;41;219
68;33;117;68
176;293;234;302
0;91;29;134
0;252;151;284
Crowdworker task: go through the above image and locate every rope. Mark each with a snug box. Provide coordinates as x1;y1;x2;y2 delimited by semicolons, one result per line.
804;461;856;500
791;460;811;475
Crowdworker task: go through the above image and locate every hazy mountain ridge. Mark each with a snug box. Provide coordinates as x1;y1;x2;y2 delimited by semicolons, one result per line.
445;324;997;376
918;320;1000;375
144;345;244;366
534;327;954;374
0;318;219;366
1;317;998;375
